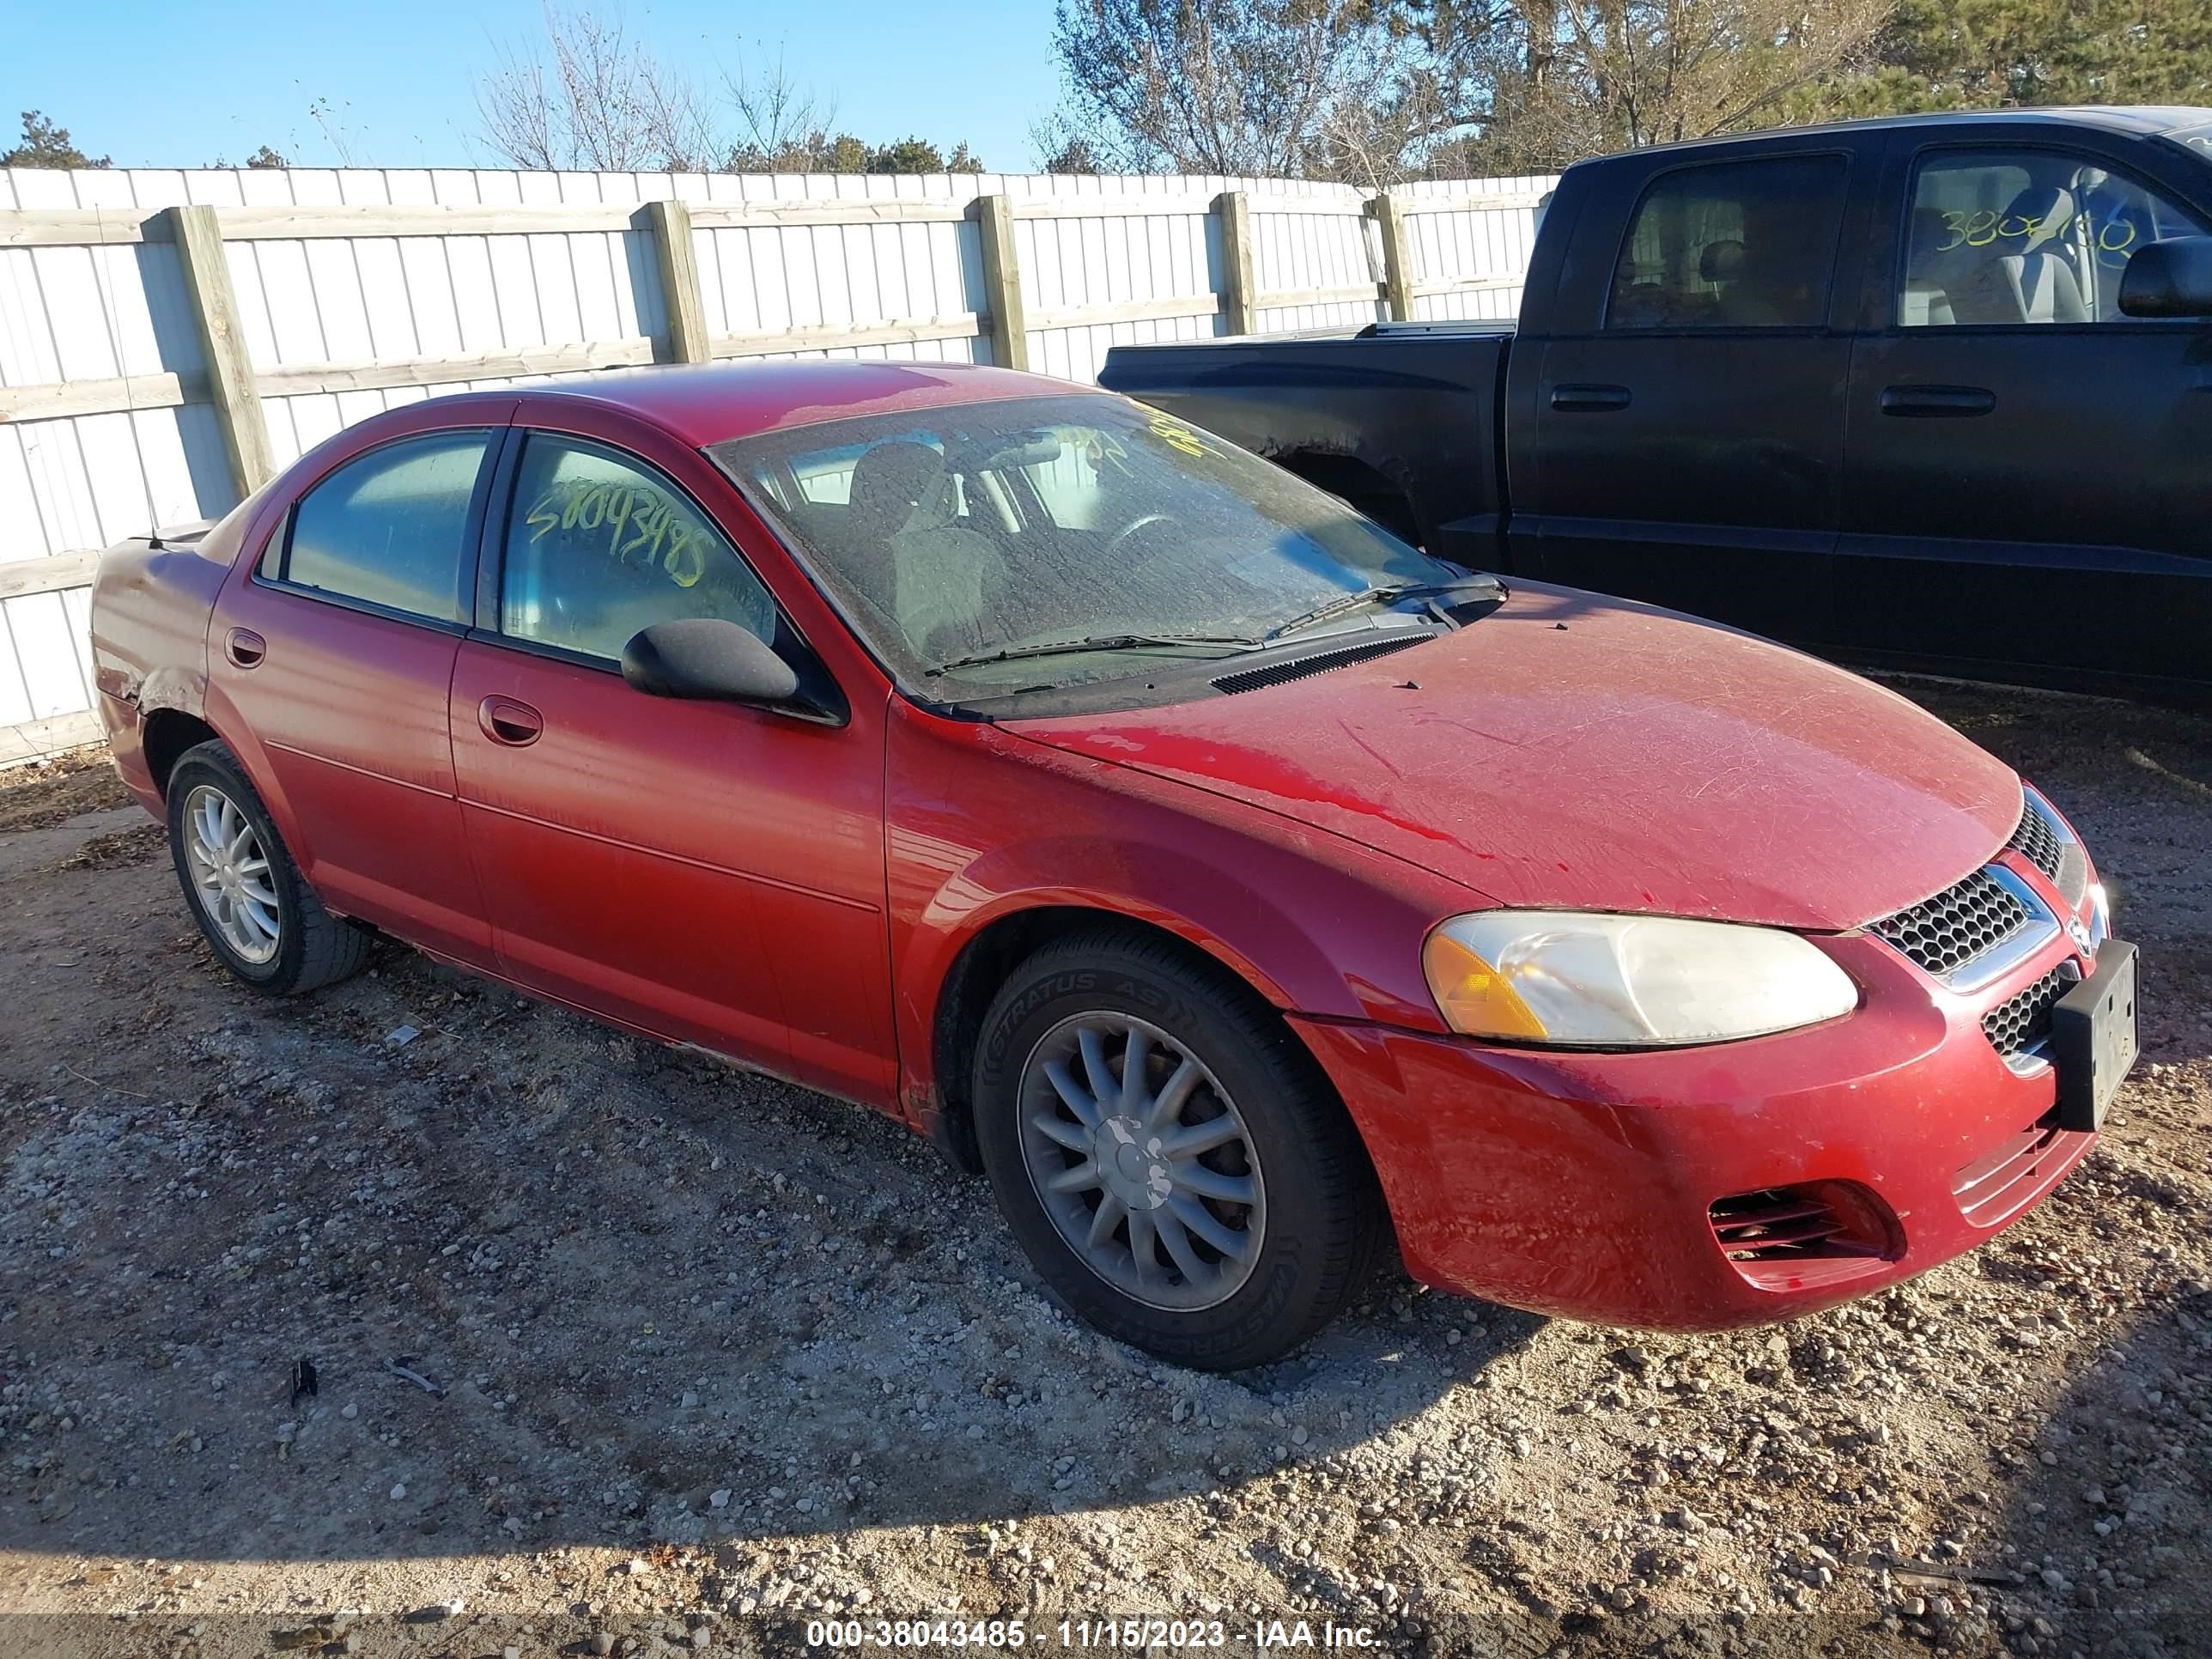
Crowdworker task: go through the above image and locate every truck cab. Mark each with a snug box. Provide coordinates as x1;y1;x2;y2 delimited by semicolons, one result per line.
1104;106;2212;703
1513;106;2212;696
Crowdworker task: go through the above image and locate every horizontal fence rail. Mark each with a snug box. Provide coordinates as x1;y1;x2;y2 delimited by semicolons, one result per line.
0;163;1553;762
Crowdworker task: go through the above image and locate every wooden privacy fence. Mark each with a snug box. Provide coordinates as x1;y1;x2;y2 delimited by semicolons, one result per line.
0;165;1553;762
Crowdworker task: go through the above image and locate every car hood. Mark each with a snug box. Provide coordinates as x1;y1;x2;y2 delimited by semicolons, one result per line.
1006;586;2021;932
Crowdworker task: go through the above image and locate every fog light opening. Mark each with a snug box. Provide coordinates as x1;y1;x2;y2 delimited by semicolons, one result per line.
1708;1180;1903;1289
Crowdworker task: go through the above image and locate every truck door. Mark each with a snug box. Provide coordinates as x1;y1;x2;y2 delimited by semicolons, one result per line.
1522;147;1864;645
1837;130;2212;695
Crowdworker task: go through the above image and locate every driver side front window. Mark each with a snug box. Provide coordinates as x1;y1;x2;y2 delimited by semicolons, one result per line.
499;435;777;662
1900;149;2209;325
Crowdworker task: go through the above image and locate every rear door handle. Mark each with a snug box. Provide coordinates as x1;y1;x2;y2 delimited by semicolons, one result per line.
223;628;264;669
477;696;544;747
1880;385;1995;416
1550;383;1632;412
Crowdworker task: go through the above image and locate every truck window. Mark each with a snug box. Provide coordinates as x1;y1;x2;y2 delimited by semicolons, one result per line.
1607;155;1847;330
1900;149;2208;325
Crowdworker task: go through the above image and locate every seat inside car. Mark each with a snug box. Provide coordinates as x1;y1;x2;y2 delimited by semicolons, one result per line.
844;440;1010;659
1900;206;1960;326
1949;186;2088;324
1696;236;1807;326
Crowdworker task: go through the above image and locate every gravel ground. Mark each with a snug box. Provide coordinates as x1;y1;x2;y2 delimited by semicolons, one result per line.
0;679;2206;1659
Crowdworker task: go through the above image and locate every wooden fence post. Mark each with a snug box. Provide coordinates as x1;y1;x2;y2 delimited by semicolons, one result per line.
644;199;712;365
1215;191;1259;336
167;205;274;500
1370;190;1416;323
973;194;1030;371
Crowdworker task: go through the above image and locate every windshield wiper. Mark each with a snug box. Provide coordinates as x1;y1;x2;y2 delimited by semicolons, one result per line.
1262;576;1503;643
926;632;1261;676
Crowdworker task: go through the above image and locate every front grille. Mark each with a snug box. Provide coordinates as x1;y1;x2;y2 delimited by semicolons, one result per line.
1981;960;2078;1061
1210;634;1425;696
2008;790;2090;908
1871;869;2032;977
2007;800;2064;884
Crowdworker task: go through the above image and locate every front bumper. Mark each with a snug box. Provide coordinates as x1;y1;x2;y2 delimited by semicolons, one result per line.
1294;926;2104;1331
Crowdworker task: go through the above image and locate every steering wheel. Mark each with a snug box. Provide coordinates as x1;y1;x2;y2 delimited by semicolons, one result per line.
1103;512;1182;562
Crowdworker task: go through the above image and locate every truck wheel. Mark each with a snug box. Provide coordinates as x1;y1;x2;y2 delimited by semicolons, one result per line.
167;739;373;995
973;928;1382;1370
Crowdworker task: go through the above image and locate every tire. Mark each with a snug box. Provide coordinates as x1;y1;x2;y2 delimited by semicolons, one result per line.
166;739;373;995
973;927;1382;1371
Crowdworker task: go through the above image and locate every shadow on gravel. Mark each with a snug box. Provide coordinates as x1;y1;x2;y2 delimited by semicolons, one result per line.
1965;1281;2212;1659
0;899;1547;1569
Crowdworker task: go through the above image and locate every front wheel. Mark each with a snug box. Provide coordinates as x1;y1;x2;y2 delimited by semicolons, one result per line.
166;740;373;995
973;930;1382;1370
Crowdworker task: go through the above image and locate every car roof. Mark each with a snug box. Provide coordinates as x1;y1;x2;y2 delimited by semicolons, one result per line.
495;361;1102;448
1567;105;2212;164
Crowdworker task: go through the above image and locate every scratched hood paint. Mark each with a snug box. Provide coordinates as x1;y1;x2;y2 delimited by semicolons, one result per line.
1008;586;2022;931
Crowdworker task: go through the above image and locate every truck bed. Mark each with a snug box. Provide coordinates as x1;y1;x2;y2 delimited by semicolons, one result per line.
1098;323;1512;566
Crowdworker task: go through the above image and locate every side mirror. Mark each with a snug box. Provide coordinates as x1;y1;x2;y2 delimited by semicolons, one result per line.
622;618;802;708
2118;236;2212;318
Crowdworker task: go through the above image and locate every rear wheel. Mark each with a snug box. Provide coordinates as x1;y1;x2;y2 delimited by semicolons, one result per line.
166;740;373;995
974;929;1382;1370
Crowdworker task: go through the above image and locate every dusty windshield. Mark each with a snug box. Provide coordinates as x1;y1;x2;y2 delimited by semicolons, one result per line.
707;395;1462;695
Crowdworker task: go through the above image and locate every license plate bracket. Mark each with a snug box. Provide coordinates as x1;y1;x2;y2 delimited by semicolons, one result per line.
2051;939;2139;1133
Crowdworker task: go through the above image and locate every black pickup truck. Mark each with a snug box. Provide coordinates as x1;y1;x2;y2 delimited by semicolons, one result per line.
1101;106;2212;702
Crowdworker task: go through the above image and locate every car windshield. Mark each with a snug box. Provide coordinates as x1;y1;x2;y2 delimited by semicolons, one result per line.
706;395;1464;694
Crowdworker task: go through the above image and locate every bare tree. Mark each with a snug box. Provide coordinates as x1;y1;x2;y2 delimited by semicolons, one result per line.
1414;0;1893;169
1049;0;1395;177
1310;27;1453;188
724;47;840;171
1030;111;1103;173
307;95;370;168
477;5;720;172
1046;0;1895;182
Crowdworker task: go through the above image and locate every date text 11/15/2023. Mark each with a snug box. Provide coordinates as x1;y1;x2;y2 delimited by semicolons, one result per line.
802;1618;1380;1649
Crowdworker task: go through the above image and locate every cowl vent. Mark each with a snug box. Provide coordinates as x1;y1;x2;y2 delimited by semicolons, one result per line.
1211;634;1426;696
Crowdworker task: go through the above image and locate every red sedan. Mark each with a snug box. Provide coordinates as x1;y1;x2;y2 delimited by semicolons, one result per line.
89;362;2138;1370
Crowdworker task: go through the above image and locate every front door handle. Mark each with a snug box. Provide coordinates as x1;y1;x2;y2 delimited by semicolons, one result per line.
1550;383;1632;412
1880;385;1996;416
223;628;264;669
477;696;543;747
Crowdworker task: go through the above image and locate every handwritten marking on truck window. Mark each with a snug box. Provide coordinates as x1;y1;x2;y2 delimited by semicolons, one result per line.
1929;209;2139;268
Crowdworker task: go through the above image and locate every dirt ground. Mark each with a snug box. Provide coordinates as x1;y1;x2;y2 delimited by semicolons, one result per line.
0;750;130;834
1;679;2206;1659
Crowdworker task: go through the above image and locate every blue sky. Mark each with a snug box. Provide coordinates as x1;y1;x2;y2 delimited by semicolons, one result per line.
3;1;1066;173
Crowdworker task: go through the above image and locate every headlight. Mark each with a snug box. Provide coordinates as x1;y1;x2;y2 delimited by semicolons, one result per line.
1422;911;1858;1048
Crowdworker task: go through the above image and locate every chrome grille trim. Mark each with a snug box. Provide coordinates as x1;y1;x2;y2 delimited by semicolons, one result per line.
2014;786;2090;908
1870;861;2063;992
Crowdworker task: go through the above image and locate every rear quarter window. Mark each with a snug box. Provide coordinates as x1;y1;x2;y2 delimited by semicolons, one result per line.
275;432;490;624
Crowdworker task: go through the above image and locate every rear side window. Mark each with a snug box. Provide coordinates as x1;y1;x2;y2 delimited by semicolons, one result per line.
277;432;489;623
498;434;778;662
1607;155;1849;330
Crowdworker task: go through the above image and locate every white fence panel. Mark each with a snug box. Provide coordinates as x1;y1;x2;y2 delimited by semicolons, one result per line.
0;161;1553;760
1399;174;1553;322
